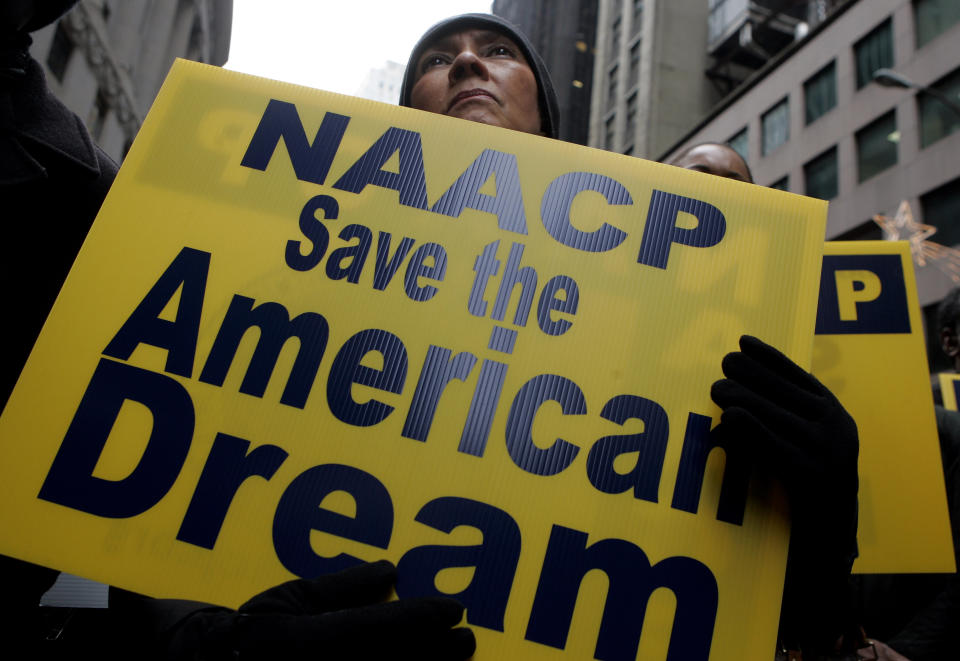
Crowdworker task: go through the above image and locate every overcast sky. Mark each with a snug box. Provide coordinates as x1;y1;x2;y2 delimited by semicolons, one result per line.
225;0;494;96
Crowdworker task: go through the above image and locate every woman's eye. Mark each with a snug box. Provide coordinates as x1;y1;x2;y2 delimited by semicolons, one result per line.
489;45;513;56
420;55;448;72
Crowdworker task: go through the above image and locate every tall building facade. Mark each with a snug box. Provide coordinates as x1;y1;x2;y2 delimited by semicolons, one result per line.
28;0;233;162
492;0;598;145
589;0;848;159
662;0;960;308
589;0;720;158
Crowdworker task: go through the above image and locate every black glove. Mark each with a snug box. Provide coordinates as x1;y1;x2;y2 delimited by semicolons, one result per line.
161;560;475;660
711;335;859;652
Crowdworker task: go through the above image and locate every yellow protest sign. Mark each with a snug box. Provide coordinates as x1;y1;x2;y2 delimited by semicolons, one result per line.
0;60;828;660
939;373;960;411
812;241;955;574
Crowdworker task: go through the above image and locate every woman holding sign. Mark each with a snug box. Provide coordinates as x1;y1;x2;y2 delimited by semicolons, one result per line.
399;14;863;660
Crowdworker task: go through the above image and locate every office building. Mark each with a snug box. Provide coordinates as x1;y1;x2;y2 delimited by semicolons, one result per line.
589;0;849;159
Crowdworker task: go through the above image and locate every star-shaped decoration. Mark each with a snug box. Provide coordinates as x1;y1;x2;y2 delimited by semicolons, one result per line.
873;200;960;282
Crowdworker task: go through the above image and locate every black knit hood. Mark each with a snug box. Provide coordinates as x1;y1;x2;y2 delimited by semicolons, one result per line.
399;13;560;139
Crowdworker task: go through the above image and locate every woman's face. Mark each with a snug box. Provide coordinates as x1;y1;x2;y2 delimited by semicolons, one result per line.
409;29;542;135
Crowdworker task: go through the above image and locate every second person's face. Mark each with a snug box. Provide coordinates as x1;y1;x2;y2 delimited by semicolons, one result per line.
409;29;542;135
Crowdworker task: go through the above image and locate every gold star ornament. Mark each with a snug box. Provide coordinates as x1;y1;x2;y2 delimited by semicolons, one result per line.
873;200;960;282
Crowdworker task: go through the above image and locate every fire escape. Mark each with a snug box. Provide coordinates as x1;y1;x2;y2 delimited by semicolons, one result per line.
706;0;848;96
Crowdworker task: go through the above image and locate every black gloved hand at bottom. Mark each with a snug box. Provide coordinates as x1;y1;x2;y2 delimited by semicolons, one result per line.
711;335;859;652
167;560;475;660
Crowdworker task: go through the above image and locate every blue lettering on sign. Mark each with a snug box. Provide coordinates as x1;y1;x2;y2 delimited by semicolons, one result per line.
815;254;911;334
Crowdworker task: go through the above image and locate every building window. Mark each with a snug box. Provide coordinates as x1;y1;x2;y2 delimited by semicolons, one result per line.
762;97;790;155
915;0;960;48
46;21;74;82
804;61;837;125
728;127;748;161
769;176;789;191
607;65;618;108
629;41;640;88
856;111;898;182
632;0;644;36
854;17;893;89
625;93;637;143
610;16;621;59
605;115;616;151
920;67;960;148
921;176;960;246
804;146;838;200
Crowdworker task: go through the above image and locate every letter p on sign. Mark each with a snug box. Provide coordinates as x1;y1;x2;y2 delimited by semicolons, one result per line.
835;270;882;321
815;253;910;335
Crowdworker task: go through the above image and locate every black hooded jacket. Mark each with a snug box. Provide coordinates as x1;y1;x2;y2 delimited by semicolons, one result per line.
398;13;560;140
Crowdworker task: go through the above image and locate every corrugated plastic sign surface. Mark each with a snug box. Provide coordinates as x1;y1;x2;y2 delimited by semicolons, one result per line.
0;60;829;660
812;241;954;573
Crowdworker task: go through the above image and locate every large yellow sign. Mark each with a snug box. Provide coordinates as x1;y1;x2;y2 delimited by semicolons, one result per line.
0;61;829;660
812;241;955;574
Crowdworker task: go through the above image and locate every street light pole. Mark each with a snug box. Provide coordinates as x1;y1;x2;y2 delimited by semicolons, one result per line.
873;68;960;117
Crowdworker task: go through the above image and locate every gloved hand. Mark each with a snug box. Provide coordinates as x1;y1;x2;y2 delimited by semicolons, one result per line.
711;335;859;652
164;560;475;660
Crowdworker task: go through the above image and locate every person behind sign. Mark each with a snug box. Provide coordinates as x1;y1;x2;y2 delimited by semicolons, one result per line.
669;142;935;661
669;142;754;183
399;15;862;659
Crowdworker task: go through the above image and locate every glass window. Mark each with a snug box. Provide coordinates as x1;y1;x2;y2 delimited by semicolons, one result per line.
607;65;618;108
854;18;893;89
605;115;616;151
805;146;838;200
728;127;748;161
46;21;74;82
804;61;837;124
921;176;960;246
762;98;790;155
632;0;644;36
769;176;789;191
915;0;960;48
625;93;637;142
920;67;960;148
856;111;898;182
610;16;621;59
629;41;640;87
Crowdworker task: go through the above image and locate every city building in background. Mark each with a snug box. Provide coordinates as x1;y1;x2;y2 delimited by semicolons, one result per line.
28;0;233;162
662;0;960;365
589;0;848;160
492;0;598;145
356;60;405;104
589;0;718;158
706;0;847;97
